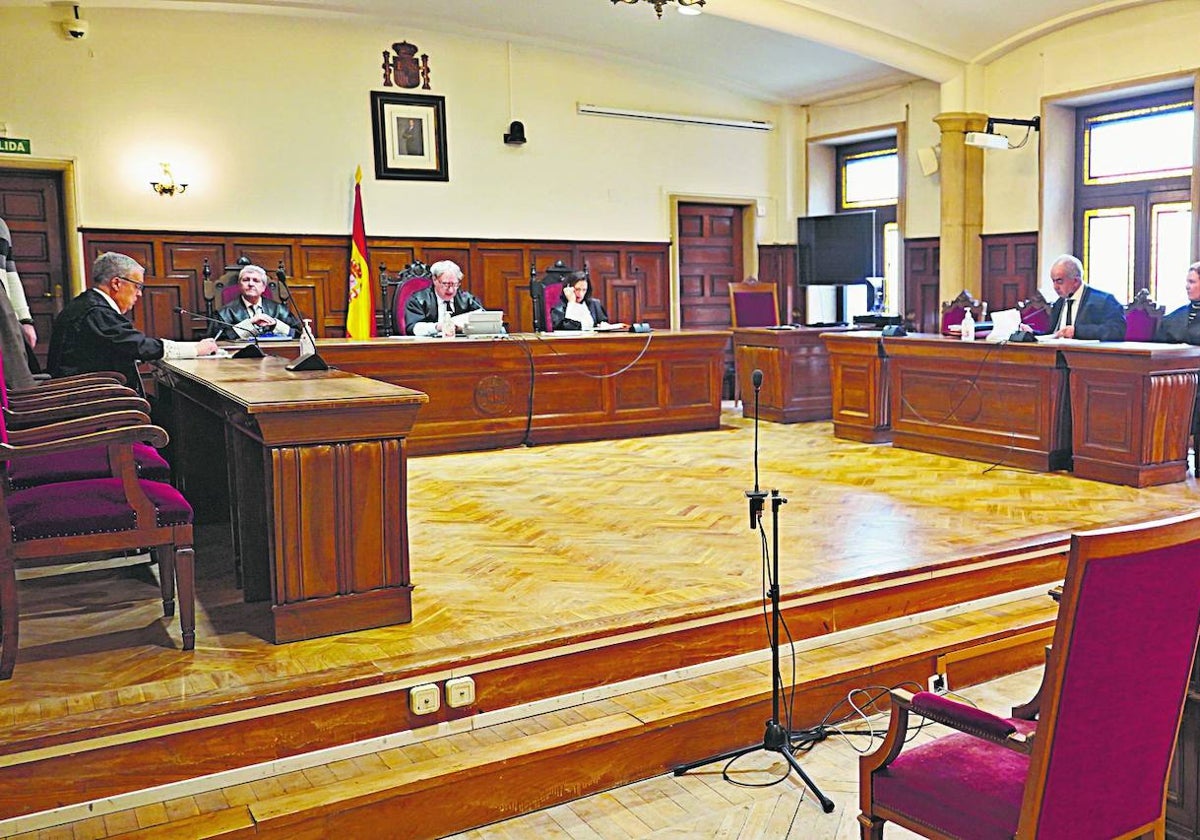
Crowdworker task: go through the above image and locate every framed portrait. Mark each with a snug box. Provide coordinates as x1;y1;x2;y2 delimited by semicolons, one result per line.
371;91;449;181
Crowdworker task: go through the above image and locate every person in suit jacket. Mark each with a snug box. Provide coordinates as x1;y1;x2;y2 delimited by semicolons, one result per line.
208;264;301;340
1154;262;1200;345
48;252;219;393
1038;254;1127;341
404;260;483;337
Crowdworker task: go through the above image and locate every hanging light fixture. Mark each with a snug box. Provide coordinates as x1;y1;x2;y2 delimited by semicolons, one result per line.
611;0;705;19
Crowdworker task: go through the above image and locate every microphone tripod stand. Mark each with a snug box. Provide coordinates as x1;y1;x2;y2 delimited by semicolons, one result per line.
673;371;835;814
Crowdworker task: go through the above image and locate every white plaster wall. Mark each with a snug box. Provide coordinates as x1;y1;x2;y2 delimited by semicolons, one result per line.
982;0;1200;234
0;7;782;242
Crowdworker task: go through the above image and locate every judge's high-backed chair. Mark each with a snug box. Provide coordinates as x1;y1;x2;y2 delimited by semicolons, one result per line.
728;278;781;328
0;409;196;679
858;511;1200;840
542;281;564;332
940;290;991;338
381;260;432;336
201;257;282;315
1125;287;1166;341
1018;290;1052;334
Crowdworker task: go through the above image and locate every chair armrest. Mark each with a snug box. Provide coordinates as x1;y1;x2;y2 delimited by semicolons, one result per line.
910;692;1027;747
7;411;152;445
0;424;168;459
8;384;137;410
8;373;128;398
5;397;151;429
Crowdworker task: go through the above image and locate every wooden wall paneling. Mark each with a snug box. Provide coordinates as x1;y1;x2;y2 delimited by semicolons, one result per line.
578;249;621;319
608;279;639;325
297;245;344;336
162;242;226;328
626;249;668;327
904;238;940;334
474;247;529;332
227;241;293;278
135;278;186;340
81;234;158;281
981;232;1039;312
756;244;797;324
418;245;471;273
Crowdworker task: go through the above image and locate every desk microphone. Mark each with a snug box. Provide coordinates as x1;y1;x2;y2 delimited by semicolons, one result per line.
746;368;767;529
174;307;264;358
274;265;329;372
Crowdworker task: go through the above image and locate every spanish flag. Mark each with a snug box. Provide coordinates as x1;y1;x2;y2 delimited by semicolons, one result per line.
345;166;375;339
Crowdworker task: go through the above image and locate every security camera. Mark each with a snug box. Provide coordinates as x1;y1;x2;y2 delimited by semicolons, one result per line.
964;131;1008;150
61;18;89;39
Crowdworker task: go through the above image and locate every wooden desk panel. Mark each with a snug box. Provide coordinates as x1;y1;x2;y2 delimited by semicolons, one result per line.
276;332;728;456
1058;343;1200;487
156;357;427;643
732;327;850;423
883;335;1070;472
822;331;892;443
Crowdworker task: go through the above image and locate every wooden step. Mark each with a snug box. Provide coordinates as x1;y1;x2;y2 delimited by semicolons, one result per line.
12;592;1057;840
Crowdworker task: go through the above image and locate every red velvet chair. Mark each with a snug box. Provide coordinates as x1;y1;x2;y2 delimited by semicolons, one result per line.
542;281;564;332
1018;290;1052;334
940;290;991;338
381;261;432;336
1125;288;1165;341
0;413;195;679
728;278;781;328
859;511;1200;839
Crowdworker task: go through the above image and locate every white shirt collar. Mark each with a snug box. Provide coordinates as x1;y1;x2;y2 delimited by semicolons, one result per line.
95;287;122;313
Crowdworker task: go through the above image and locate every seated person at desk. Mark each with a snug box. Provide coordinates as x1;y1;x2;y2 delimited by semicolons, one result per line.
1154;261;1200;344
208;264;301;340
405;260;483;337
550;272;625;332
48;251;219;392
1022;254;1126;340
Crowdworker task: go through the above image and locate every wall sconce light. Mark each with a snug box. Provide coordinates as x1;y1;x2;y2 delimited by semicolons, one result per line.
150;162;188;196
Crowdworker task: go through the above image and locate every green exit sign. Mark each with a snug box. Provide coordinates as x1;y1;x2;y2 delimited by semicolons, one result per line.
0;138;31;155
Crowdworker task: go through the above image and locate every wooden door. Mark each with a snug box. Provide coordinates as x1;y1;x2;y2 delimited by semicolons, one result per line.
678;203;743;330
0;169;68;369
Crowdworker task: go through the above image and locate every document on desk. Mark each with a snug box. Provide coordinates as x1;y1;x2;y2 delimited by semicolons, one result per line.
986;309;1021;342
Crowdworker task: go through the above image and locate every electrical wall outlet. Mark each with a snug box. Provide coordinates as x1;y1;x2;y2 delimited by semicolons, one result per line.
409;682;441;715
445;675;476;709
928;673;948;694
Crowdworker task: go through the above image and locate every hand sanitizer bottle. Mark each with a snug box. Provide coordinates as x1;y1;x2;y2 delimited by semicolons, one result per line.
961;308;975;342
299;318;316;356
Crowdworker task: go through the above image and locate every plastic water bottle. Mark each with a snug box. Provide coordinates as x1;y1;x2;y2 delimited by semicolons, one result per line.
961;309;975;342
299;318;316;356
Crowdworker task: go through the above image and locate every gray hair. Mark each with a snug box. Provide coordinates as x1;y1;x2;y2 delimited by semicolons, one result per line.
1189;261;1200;276
92;252;143;286
429;260;463;282
1051;254;1083;282
238;264;268;282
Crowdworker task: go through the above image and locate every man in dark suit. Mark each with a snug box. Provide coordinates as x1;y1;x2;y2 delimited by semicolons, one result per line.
404;260;483;337
48;252;219;392
1039;254;1127;341
208;264;301;340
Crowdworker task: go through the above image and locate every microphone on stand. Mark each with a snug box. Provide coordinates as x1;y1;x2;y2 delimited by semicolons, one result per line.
274;264;329;372
174;307;264;358
747;368;767;530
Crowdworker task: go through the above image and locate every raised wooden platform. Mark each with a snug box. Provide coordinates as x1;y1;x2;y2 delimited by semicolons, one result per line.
2;410;1197;836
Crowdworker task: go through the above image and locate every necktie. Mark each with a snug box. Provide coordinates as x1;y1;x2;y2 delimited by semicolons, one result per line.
1065;298;1074;328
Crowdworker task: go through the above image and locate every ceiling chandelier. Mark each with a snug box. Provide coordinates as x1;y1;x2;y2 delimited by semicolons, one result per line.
611;0;706;19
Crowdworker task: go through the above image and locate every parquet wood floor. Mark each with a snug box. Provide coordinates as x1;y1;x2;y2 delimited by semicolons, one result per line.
1;409;1194;760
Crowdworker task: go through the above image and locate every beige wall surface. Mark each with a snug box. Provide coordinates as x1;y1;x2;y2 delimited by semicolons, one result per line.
0;7;782;243
982;0;1200;235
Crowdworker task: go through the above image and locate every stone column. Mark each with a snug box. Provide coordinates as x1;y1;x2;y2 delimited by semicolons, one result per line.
933;112;988;302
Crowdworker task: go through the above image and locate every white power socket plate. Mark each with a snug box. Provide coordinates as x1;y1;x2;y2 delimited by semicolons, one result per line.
928;673;948;694
410;682;441;715
446;675;476;708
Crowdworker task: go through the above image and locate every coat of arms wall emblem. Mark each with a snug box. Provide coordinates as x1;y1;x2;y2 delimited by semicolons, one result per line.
382;41;431;90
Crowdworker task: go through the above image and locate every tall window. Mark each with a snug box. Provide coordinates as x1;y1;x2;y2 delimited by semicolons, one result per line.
838;139;899;313
1075;90;1193;310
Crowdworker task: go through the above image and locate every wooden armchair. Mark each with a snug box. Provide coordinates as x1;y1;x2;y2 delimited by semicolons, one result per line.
0;414;195;679
940;290;990;337
1017;290;1052;334
1125;288;1166;341
859;511;1200;839
728;278;780;328
380;260;432;336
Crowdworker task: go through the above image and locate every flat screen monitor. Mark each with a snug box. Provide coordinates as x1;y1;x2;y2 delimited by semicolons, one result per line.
796;210;877;287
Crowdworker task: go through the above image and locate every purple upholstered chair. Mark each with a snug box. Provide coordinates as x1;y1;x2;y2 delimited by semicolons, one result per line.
542;281;564;333
728;279;780;328
0;411;195;679
388;261;433;336
1018;290;1052;334
1124;288;1165;342
940;290;992;338
859;511;1200;839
